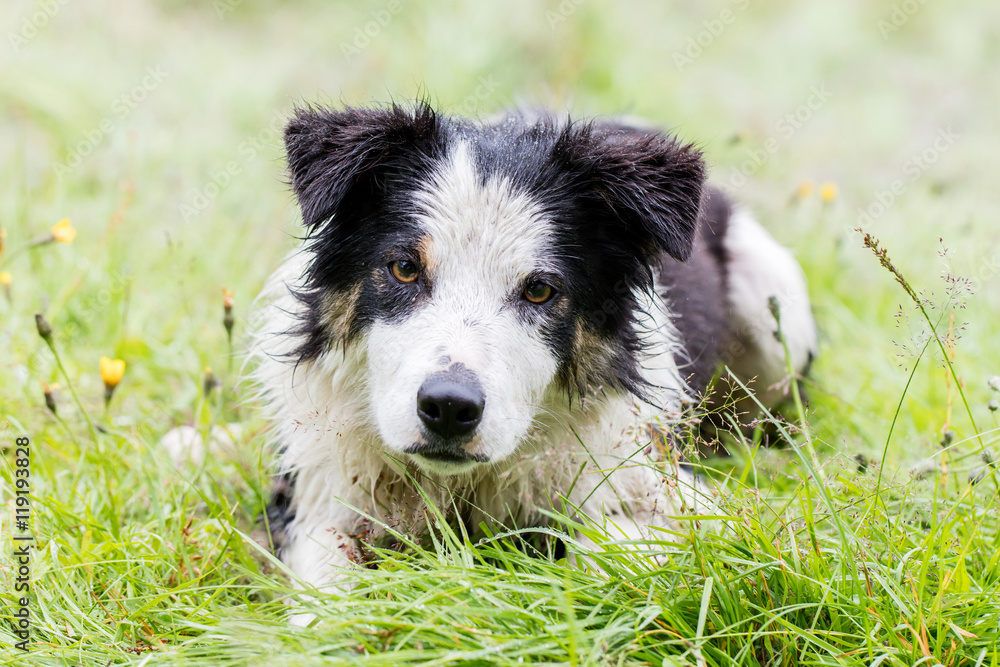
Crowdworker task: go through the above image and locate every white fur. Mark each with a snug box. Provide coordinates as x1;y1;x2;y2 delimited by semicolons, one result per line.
367;142;561;472
158;424;240;467
724;209;818;404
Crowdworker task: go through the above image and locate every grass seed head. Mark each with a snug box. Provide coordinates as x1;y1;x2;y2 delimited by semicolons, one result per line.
222;287;235;341
41;378;58;414
35;312;53;341
203;366;220;396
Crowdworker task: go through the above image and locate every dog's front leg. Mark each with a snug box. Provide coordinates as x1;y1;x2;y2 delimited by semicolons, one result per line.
282;522;365;627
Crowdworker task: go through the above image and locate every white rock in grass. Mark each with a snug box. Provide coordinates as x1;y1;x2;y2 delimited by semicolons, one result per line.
159;424;241;467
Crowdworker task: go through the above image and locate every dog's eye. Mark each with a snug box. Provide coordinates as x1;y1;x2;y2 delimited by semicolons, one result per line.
389;260;419;284
523;281;554;305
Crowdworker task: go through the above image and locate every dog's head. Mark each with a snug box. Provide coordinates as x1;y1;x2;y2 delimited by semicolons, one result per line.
284;102;705;475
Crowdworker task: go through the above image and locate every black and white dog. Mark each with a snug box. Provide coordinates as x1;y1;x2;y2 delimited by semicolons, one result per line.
249;102;816;610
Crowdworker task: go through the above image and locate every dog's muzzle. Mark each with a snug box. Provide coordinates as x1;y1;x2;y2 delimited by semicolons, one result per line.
406;366;486;464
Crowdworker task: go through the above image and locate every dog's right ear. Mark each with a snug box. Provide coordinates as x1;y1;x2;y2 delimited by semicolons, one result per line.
284;102;442;230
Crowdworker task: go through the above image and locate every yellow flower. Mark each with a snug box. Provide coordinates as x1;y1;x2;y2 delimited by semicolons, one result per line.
795;181;814;199
100;357;126;388
820;182;838;203
51;218;77;244
0;271;11;286
222;287;234;309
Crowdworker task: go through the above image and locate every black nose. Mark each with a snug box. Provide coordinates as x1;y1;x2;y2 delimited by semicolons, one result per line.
417;376;485;440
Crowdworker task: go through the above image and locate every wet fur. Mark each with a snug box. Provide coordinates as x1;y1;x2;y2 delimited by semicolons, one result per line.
247;102;817;613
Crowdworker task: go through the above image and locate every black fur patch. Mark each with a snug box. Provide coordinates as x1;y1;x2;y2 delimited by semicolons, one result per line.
262;471;296;557
283;102;448;360
658;186;733;395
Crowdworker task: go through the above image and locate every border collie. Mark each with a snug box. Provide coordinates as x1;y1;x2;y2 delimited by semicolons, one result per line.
249;102;816;614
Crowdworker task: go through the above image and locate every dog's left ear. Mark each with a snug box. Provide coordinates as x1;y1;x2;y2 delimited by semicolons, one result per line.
555;123;706;261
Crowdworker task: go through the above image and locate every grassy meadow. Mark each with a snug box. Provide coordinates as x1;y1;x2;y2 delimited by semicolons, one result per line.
2;0;1000;664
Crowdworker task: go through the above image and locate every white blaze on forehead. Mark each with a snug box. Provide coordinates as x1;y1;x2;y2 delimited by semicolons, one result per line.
362;141;562;466
413;141;553;301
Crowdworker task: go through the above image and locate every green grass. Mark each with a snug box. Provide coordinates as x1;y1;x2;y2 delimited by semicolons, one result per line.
2;0;1000;664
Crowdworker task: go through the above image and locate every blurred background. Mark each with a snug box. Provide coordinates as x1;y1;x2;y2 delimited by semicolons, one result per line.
2;0;999;471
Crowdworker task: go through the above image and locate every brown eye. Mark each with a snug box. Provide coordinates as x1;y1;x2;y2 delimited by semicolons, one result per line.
390;260;419;283
523;281;554;304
